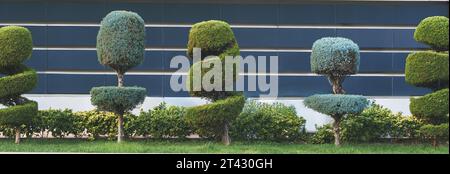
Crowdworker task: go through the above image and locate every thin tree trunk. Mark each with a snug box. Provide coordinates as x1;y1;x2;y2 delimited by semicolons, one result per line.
328;75;345;94
332;117;341;146
117;72;124;87
117;114;124;143
222;122;231;145
15;128;20;144
432;136;437;147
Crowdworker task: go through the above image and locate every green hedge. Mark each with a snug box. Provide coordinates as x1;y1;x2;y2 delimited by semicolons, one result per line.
414;16;449;51
96;10;145;73
0;101;37;127
0;26;33;67
186;95;245;139
410;88;449;125
231;101;306;142
405;51;449;89
90;86;146;114
76;110;136;140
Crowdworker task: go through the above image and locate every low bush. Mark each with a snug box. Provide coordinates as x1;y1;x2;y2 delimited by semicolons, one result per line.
231;101;306;142
39;109;83;138
133;103;191;138
310;124;334;144
75;110;136;140
419;123;449;146
410;88;449;125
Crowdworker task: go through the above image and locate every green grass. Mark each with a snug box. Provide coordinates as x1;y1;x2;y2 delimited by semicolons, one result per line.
0;139;448;154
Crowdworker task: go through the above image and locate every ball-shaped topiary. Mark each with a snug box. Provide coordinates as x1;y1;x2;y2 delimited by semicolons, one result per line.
91;11;147;143
310;37;360;94
185;20;245;145
96;10;145;75
414;16;449;51
0;26;38;144
304;94;369;146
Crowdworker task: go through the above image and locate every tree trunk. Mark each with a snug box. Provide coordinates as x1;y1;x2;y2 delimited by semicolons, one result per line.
117;72;124;87
328;75;345;94
432;136;437;147
222;122;231;145
15;128;20;144
117;114;124;143
332;117;341;146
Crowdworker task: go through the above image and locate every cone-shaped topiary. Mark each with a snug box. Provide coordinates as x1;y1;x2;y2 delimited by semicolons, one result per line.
90;11;147;143
0;26;38;144
185;20;245;145
406;16;449;146
305;37;368;146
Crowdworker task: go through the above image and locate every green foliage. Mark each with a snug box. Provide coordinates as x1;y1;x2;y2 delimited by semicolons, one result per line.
410;88;449;125
231;101;306;142
414;16;449;51
419;123;449;141
310;124;334;144
186;95;246;139
0;65;38;99
75;110;136;140
90;86;146;114
187;20;238;59
133;103;191;138
0;26;33;67
310;37;360;76
0;101;37;127
38;109;84;138
96;11;145;73
304;94;369;117
405;51;449;90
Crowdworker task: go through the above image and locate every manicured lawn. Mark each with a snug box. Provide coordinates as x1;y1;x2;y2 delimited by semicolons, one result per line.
0;139;448;154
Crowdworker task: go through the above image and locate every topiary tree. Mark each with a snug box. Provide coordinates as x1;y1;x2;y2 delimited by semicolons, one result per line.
405;16;449;146
0;26;38;144
185;20;245;145
305;37;369;146
90;11;147;143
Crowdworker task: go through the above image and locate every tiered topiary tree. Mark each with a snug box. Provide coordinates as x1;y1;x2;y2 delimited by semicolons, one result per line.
185;20;245;145
405;16;449;146
0;26;38;144
90;11;147;143
304;37;369;146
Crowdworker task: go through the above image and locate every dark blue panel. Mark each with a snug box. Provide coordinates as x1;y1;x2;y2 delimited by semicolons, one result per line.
134;51;165;71
162;75;190;97
106;2;164;23
336;4;395;25
241;52;279;73
25;50;47;71
47;26;98;46
359;53;393;73
47;50;103;71
46;74;106;94
28;74;47;94
221;4;277;25
278;29;335;48
276;52;310;73
146;27;164;47
392;53;409;72
278;4;335;25
46;2;106;22
337;29;393;49
0;2;47;22
393;29;428;49
105;75;163;96
163;4;220;24
277;76;331;97
393;3;449;25
163;51;190;71
28;26;47;46
393;76;431;96
233;28;278;48
344;76;392;96
162;27;189;47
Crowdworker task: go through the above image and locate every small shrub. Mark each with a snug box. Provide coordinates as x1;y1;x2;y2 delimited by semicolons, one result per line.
133;103;191;138
414;16;449;51
310;124;334;144
419;123;449;146
38;109;84;138
75;110;136;140
90;86;147;114
232;101;306;142
410;88;449;125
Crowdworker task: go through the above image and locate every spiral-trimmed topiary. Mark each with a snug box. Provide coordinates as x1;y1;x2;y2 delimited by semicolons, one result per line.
310;37;360;94
185;20;245;145
406;16;449;146
91;11;147;143
0;26;38;144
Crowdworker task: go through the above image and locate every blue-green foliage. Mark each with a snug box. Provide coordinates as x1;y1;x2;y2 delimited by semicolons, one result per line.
96;11;145;73
311;37;360;75
304;94;369;117
90;86;146;114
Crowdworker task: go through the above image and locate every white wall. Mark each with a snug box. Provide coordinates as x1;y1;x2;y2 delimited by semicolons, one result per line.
16;94;412;132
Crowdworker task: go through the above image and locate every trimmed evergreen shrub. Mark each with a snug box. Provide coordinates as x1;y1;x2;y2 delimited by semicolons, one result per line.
410;88;449;125
304;94;369;117
232;101;306;142
419;123;449;146
414;16;449;51
405;51;449;90
0;26;38;144
91;10;147;143
38;109;84;138
76;110;136;140
310;124;334;144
